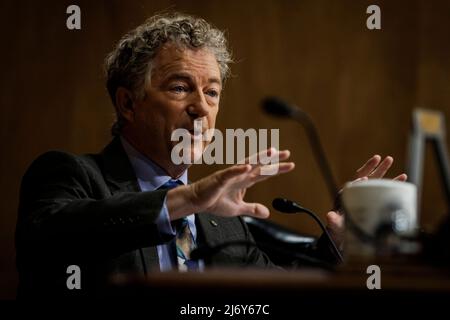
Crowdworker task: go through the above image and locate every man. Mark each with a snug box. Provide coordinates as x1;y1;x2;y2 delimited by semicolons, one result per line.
15;13;406;298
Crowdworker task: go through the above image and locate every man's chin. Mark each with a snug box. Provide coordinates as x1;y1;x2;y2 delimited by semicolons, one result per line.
169;143;206;165
185;143;206;164
190;147;206;164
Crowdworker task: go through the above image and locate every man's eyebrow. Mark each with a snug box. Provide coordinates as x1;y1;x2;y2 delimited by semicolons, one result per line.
164;73;222;86
164;73;193;83
207;77;222;86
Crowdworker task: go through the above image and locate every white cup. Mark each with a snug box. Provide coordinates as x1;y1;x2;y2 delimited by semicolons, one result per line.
341;179;418;258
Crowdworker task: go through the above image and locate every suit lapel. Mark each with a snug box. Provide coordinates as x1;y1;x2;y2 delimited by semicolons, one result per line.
99;137;159;271
196;213;224;247
100;137;141;194
99;137;238;269
196;213;241;266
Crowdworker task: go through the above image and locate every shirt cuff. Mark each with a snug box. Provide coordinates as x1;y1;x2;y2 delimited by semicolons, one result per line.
155;195;176;237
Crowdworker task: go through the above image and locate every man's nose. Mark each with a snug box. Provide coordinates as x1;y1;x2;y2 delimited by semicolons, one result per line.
187;90;209;119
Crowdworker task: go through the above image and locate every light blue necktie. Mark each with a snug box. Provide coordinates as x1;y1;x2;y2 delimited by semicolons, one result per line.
159;180;199;271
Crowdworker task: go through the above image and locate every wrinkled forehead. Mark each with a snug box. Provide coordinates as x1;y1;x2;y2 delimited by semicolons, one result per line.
151;42;222;85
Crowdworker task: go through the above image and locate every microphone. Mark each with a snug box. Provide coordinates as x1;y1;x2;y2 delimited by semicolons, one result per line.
272;198;308;214
261;96;300;118
272;198;344;263
262;97;339;200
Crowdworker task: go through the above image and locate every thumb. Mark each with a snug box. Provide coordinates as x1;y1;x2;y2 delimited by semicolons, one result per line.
326;211;344;230
240;202;270;219
326;211;345;250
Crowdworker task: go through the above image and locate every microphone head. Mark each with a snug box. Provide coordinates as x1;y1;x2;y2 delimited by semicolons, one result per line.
272;198;302;213
261;96;297;118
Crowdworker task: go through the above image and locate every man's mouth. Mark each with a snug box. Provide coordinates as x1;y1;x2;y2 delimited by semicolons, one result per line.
187;128;206;136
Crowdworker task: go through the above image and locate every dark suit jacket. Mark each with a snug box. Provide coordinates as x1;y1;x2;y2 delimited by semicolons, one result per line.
15;137;275;298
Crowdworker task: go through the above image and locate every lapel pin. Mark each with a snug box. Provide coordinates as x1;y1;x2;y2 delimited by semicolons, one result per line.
210;220;218;227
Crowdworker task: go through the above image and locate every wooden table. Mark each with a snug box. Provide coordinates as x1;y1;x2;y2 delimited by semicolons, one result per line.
108;261;450;316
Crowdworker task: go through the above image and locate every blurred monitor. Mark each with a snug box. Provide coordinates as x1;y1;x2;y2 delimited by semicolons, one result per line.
408;108;450;212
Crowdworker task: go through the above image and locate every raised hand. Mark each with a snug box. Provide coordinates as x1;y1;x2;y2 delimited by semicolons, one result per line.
167;148;295;220
354;155;407;181
325;155;407;249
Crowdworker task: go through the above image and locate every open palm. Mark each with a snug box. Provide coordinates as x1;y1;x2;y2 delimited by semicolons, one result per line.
189;149;294;218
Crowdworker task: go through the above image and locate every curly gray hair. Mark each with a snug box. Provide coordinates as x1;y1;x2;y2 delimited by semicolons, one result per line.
104;12;233;136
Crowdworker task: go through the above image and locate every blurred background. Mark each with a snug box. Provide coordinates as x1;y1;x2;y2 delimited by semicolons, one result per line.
1;0;449;299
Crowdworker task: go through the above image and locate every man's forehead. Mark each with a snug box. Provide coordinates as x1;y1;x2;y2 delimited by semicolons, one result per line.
152;44;221;83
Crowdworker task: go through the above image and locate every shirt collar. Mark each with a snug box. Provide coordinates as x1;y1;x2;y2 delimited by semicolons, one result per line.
120;136;188;190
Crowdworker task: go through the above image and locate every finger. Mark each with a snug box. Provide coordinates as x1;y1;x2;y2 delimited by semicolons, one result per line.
349;176;368;185
233;162;295;190
243;150;291;178
325;211;345;249
217;164;251;184
355;155;381;178
250;162;295;183
261;149;290;163
243;148;291;167
275;161;295;173
241;148;276;165
393;173;408;181
239;202;270;219
326;211;344;229
369;156;393;178
247;151;290;177
274;150;291;162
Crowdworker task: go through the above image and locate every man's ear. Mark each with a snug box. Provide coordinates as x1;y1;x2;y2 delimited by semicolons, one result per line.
115;87;136;123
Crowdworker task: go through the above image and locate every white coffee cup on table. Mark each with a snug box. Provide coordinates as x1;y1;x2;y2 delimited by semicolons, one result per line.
341;179;418;258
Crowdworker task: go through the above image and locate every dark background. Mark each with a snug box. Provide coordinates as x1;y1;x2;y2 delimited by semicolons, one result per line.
1;0;449;299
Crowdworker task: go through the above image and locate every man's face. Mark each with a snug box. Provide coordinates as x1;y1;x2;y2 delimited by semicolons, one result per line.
127;43;222;175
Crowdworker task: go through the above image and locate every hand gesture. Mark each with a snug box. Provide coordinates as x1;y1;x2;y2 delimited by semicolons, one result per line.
326;155;407;248
167;148;295;220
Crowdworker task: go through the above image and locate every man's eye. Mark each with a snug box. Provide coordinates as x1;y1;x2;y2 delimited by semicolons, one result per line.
171;85;188;93
206;90;219;98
